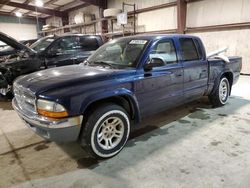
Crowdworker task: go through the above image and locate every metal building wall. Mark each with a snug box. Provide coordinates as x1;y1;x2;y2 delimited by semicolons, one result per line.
0;15;39;40
107;0;250;73
44;0;250;73
187;0;250;74
108;0;177;33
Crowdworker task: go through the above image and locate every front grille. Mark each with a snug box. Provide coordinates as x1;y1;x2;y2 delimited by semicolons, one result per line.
13;83;36;114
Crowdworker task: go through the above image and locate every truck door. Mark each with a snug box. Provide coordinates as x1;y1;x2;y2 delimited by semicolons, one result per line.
179;38;208;101
136;39;184;116
44;36;78;68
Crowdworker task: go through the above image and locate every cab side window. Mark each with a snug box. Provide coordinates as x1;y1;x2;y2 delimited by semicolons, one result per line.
50;37;77;54
193;39;204;60
76;36;100;51
179;38;199;61
149;40;177;65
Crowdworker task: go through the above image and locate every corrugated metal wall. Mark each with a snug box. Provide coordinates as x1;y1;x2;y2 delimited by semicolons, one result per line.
0;15;40;40
45;0;250;73
108;0;177;33
107;0;250;73
187;0;250;27
187;0;250;74
108;0;176;10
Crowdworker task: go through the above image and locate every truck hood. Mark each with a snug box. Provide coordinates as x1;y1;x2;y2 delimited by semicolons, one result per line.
0;32;36;55
15;65;120;94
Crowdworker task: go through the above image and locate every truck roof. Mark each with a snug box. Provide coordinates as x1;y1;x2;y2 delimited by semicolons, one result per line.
41;33;102;40
59;33;102;37
117;34;200;41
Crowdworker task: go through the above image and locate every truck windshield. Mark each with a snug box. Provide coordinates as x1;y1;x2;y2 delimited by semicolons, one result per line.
87;38;149;68
30;37;55;52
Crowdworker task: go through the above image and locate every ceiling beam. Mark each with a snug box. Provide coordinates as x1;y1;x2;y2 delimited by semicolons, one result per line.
79;0;106;8
46;0;60;5
24;0;59;17
57;0;85;11
10;0;32;14
186;0;204;2
63;3;89;13
2;1;65;17
0;0;10;9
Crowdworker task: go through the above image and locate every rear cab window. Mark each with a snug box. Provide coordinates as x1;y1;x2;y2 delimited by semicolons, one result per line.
193;38;204;60
179;38;200;61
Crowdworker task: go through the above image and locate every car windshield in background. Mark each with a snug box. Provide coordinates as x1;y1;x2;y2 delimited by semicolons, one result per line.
87;38;149;68
30;37;55;52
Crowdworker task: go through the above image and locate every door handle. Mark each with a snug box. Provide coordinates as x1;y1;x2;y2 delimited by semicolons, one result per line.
176;74;182;77
202;70;207;72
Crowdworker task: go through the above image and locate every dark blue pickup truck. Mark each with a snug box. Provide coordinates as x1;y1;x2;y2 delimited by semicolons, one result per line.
12;34;242;159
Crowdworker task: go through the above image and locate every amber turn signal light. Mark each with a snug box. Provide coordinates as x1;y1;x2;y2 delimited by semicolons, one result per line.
37;108;69;118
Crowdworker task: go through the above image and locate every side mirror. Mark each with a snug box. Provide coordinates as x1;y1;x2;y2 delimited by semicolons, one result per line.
144;57;165;71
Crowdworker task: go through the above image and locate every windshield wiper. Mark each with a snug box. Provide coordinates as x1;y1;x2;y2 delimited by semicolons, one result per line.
91;61;116;68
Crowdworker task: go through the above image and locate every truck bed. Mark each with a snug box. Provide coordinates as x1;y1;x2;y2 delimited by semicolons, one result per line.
207;56;242;92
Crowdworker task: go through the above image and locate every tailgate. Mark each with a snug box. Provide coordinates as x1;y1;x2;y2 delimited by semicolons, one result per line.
228;56;242;74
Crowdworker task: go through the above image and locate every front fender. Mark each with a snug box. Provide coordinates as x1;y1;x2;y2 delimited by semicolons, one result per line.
80;88;141;123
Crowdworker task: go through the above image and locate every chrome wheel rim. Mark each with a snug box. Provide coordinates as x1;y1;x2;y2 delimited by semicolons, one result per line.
97;117;125;150
219;79;228;103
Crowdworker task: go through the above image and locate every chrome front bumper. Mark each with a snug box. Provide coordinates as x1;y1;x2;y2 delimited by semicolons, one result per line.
12;98;83;142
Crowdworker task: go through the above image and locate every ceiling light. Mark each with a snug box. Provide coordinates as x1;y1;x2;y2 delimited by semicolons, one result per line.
35;0;44;7
15;12;22;17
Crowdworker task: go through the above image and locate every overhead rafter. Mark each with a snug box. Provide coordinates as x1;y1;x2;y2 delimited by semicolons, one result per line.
10;0;32;14
79;0;106;8
57;0;84;11
2;1;65;17
45;0;60;5
185;0;204;2
63;3;89;13
0;0;10;9
24;0;60;17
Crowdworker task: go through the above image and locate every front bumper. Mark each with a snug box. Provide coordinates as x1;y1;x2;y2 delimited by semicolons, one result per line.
12;98;83;142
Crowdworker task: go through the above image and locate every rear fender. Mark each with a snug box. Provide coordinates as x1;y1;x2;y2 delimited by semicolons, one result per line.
210;71;233;96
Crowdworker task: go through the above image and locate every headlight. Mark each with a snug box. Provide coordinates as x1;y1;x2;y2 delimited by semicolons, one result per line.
36;99;68;118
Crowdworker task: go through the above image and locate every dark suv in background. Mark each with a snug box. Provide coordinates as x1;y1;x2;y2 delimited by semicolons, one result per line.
31;34;104;68
0;32;104;96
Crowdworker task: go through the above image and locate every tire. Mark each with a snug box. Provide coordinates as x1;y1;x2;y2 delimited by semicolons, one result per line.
80;103;130;159
209;77;230;107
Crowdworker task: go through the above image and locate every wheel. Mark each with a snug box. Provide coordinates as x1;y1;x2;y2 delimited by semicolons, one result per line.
209;77;230;107
80;103;130;159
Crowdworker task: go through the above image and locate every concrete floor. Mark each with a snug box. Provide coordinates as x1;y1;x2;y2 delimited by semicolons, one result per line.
0;76;250;188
